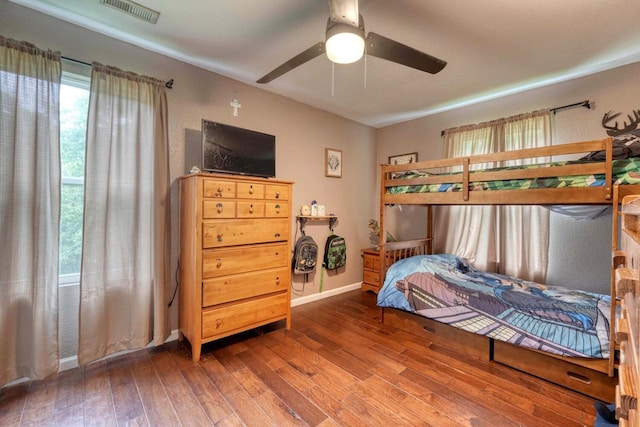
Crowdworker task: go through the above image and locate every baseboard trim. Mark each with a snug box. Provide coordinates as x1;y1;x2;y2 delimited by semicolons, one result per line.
291;282;361;307
59;356;79;372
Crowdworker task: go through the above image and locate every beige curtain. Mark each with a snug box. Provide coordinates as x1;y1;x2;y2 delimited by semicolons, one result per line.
0;36;61;385
437;110;551;281
78;63;171;365
500;111;552;282
434;126;499;271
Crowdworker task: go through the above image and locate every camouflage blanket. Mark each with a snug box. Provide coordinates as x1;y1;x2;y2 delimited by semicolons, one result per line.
388;158;640;194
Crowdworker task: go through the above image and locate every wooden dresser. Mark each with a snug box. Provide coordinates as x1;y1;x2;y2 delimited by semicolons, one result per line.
179;173;293;362
361;248;381;293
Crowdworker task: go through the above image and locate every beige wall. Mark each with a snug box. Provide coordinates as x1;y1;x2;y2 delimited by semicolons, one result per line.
6;0;640;360
1;0;377;359
377;61;640;294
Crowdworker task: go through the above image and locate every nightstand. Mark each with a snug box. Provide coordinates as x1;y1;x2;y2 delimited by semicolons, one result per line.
361;248;381;293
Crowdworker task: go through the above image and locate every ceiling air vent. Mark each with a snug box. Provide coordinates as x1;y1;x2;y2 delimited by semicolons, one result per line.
100;0;160;24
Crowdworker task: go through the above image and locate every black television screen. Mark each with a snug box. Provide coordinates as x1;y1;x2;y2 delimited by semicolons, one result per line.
201;120;276;178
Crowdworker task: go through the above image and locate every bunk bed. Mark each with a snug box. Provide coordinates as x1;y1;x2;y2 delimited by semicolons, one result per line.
375;136;640;402
614;195;640;425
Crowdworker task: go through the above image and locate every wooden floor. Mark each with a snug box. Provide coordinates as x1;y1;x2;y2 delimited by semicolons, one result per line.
0;290;601;426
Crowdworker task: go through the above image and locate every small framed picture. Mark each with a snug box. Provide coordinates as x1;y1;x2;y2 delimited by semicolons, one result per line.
325;148;342;178
388;152;418;165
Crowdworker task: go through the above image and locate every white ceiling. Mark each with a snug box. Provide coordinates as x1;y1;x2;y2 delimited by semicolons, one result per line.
10;0;640;128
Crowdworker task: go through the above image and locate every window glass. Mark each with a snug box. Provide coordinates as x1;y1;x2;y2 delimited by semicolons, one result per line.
59;73;89;285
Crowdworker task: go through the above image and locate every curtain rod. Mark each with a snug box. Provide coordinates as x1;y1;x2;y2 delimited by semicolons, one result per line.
440;100;592;138
62;56;174;89
550;100;591;114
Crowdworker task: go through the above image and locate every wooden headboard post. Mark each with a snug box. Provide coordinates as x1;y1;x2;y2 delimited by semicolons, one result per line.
605;136;613;200
378;165;388;289
427;205;433;254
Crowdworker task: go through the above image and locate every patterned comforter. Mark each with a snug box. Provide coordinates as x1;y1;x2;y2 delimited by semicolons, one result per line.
377;254;611;358
387;158;640;195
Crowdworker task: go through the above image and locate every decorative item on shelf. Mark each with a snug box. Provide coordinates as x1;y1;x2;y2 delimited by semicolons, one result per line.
190;165;201;174
368;218;396;250
300;204;311;216
311;200;318;216
317;204;326;216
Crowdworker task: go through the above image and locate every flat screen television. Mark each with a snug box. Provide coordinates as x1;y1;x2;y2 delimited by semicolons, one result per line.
201;120;276;178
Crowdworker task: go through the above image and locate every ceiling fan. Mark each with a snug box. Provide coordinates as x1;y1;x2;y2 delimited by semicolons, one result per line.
256;0;447;84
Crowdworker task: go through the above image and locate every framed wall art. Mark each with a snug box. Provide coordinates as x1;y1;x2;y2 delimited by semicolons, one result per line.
388;152;418;165
325;148;342;178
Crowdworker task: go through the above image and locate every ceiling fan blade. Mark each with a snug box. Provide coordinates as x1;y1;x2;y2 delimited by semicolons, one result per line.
257;42;326;84
328;0;359;26
365;32;447;74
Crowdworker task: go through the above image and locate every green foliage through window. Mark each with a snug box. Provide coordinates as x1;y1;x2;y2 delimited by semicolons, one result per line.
59;79;89;281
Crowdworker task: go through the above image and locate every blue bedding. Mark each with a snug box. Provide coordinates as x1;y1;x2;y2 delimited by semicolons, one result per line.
377;254;611;358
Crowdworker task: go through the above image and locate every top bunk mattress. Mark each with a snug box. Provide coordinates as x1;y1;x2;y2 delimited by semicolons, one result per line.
387;158;640;195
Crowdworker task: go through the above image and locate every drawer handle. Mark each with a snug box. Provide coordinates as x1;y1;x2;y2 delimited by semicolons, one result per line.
249;185;254;195
216;258;222;268
215;187;224;197
275;191;280;199
567;371;591;384
275;204;281;213
276;276;280;285
249;204;254;213
216;319;223;329
216;202;223;213
274;232;281;238
217;233;223;242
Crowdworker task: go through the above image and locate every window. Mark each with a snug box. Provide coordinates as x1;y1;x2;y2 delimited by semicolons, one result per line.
59;71;89;285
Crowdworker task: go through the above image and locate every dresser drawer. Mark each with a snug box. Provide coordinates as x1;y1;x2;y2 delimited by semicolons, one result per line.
237;201;265;218
202;292;289;339
202;242;288;278
203;218;289;247
363;253;380;271
265;183;289;200
363;269;381;287
237;182;264;199
265;201;288;217
203;200;236;219
203;179;235;198
202;267;289;306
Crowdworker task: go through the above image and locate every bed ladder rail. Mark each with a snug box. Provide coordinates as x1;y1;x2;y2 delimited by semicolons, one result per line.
615;266;640;423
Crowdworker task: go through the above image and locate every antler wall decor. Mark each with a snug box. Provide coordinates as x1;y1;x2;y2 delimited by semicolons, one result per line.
602;109;640;136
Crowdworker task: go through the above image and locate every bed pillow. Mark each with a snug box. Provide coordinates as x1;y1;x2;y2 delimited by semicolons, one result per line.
580;131;640;161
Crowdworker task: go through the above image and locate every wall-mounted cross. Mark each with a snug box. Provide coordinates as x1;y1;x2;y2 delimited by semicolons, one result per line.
230;92;241;117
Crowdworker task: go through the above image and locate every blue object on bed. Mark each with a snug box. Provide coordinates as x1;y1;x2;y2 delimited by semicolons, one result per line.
377;254;611;359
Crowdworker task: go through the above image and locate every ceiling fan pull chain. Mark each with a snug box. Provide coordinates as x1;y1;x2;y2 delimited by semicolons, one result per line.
364;54;367;88
331;62;335;97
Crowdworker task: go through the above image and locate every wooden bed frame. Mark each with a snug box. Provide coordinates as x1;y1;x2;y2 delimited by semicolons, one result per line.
614;195;640;424
376;136;640;402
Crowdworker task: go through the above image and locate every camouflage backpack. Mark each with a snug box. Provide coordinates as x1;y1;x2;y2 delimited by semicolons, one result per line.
323;234;346;270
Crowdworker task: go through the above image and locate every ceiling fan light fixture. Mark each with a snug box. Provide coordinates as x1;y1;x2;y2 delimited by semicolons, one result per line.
325;23;365;64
